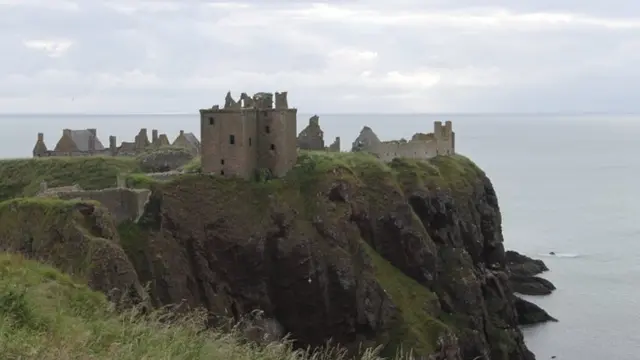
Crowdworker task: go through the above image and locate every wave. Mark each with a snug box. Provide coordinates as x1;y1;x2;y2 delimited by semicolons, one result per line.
537;252;580;258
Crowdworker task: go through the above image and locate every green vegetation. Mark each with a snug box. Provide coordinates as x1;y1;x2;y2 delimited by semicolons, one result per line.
181;156;202;173
0;197;122;280
389;155;485;195
135;145;193;157
0;253;421;360
0;156;141;201
362;243;450;356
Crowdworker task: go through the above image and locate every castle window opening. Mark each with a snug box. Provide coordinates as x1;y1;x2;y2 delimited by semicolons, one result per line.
220;170;225;175
265;126;271;134
270;144;276;151
249;137;252;146
209;117;215;125
221;159;225;165
229;135;235;144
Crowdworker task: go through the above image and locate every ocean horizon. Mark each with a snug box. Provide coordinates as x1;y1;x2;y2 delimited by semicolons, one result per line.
1;112;638;359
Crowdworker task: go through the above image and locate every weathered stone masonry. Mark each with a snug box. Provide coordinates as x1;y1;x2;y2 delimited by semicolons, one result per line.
33;127;200;158
296;114;340;152
200;91;298;179
38;179;151;225
352;120;455;162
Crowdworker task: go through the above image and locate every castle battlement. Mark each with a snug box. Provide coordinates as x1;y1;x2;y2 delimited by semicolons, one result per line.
200;91;298;179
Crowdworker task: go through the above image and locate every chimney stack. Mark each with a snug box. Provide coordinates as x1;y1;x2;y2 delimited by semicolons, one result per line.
87;128;96;136
63;129;71;137
152;129;158;144
179;130;184;136
109;135;117;155
88;133;96;152
37;133;43;142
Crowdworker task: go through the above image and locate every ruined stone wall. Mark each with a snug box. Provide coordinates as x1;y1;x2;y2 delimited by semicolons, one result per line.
200;109;257;178
353;121;455;162
35;149;113;157
327;137;341;152
374;140;438;162
54;188;151;225
297;116;324;150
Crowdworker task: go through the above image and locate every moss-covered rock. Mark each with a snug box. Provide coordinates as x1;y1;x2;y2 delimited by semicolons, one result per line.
0;198;145;306
0;157;141;201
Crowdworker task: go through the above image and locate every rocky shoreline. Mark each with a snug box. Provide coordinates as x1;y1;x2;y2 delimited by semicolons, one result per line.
506;250;558;325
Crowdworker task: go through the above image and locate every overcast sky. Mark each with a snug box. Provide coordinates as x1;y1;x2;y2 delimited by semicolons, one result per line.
1;0;640;114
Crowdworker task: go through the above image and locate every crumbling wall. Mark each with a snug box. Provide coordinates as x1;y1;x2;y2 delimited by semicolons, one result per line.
352;121;454;162
54;188;151;225
375;140;438;162
327;137;341;152
352;126;381;152
297;115;325;150
36;149;113;157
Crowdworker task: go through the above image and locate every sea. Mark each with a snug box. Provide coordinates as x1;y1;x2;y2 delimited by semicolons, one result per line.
1;113;639;360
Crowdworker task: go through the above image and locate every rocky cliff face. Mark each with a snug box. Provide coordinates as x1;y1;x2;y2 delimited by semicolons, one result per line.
0;152;547;359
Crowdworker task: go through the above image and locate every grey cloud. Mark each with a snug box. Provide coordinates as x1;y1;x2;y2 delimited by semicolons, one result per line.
1;0;640;113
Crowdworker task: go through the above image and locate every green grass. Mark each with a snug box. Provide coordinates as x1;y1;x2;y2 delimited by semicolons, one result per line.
0;253;421;360
0;156;141;201
0;197;99;277
389;155;485;195
181;156;202;173
361;243;450;356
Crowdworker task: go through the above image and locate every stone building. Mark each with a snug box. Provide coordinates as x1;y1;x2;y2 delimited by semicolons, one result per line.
33;127;199;158
352;121;455;162
172;130;200;156
297;115;324;150
200;91;297;179
297;115;340;152
33;128;106;156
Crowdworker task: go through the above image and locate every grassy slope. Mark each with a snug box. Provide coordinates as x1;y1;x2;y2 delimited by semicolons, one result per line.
0;157;141;201
0;253;417;360
0;152;486;358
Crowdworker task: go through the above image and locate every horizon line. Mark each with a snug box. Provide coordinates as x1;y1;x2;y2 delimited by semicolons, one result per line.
0;111;638;116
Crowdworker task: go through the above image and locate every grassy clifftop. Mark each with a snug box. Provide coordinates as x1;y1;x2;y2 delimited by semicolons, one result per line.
0;157;141;201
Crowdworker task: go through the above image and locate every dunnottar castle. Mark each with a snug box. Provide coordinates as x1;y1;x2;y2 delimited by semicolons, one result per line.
32;91;455;179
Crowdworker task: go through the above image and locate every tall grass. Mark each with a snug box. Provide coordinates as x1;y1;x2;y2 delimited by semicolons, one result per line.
0;253;423;360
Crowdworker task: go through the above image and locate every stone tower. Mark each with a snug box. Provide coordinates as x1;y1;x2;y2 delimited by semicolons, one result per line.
200;91;297;179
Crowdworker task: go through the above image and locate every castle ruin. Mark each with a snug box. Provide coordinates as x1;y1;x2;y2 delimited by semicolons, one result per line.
199;91;298;179
297;115;340;152
37;178;151;225
33;127;200;158
352;121;455;161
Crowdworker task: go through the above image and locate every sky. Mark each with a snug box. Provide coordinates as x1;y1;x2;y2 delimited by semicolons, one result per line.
1;0;640;114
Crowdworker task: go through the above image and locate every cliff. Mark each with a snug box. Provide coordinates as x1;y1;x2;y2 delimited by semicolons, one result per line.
0;198;146;306
0;153;546;359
